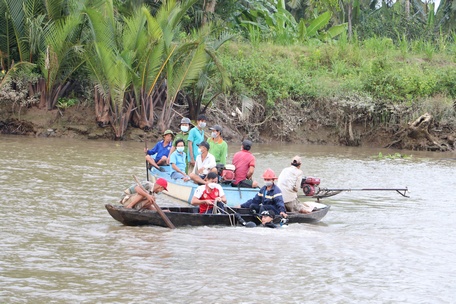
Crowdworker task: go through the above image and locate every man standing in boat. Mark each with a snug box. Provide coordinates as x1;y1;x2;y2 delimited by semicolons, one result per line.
189;141;217;185
277;156;316;214
239;169;288;218
168;117;191;173
191;172;227;214
208;125;228;165
121;178;168;210
188;114;207;173
145;130;174;172
231;140;258;188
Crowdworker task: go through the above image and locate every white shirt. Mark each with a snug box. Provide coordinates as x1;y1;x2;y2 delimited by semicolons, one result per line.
277;166;303;203
192;152;216;175
193;183;225;199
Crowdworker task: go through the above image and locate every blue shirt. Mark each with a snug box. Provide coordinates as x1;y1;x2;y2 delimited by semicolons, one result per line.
188;127;204;161
170;150;187;174
147;140;172;162
241;184;286;214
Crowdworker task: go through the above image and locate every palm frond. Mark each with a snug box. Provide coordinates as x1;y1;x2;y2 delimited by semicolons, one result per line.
168;43;207;102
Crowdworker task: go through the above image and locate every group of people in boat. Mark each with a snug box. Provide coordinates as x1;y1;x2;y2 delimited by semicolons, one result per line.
120;115;316;227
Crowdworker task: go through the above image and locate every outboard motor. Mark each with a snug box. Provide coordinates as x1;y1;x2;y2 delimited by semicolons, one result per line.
301;176;321;196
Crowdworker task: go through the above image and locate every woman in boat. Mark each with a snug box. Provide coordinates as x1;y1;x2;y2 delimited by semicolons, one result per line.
277;156;315;214
191;172;227;214
120;178;168;210
169;139;190;181
239;169;288;218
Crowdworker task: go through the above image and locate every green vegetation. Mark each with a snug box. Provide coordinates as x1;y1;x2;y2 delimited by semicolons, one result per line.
374;152;412;160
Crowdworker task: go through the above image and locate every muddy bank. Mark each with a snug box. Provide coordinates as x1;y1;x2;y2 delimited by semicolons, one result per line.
1;98;455;152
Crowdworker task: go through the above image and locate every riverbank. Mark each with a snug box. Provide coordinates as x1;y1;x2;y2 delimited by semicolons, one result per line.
1;98;454;152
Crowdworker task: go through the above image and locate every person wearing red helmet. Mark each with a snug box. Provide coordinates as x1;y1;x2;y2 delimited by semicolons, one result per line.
239;169;288;218
120;178;168;210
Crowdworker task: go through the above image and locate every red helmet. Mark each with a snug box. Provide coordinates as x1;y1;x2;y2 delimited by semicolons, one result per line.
262;168;278;179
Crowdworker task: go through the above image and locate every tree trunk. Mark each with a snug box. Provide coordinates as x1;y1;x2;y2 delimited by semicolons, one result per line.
202;0;217;25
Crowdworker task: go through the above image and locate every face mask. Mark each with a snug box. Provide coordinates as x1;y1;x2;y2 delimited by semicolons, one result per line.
264;181;273;187
199;122;206;128
181;126;189;132
176;146;184;153
197;148;202;154
208;183;217;189
211;132;217;138
155;191;162;196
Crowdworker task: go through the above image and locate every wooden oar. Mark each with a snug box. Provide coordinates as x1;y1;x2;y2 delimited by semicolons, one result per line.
133;175;175;229
145;139;149;181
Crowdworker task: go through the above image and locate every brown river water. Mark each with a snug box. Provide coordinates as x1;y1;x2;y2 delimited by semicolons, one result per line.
1;135;455;303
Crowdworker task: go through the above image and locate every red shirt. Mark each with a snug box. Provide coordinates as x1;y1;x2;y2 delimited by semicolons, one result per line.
232;149;256;184
195;186;222;214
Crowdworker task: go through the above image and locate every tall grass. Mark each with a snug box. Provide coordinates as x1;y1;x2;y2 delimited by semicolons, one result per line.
219;36;456;125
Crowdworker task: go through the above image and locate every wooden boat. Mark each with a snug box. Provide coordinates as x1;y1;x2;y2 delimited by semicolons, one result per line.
148;166;258;206
105;204;330;227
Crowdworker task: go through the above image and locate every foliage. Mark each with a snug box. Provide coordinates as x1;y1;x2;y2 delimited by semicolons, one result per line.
56;97;78;109
0;66;40;107
375;152;412;159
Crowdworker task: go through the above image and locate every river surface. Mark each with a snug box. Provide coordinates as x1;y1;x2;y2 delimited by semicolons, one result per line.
0;135;455;304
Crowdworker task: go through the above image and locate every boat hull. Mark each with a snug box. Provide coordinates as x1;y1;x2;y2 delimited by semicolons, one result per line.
149;166;258;206
105;204;330;227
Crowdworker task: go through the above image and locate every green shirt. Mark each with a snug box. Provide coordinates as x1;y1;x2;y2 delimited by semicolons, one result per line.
208;138;228;165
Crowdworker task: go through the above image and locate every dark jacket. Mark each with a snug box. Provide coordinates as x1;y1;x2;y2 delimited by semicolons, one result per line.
241;184;286;214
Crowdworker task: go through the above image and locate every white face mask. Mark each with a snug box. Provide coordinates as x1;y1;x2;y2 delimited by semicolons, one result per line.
176;146;184;153
181;126;189;132
211;132;217;138
208;183;217;189
264;181;273;187
199;122;206;128
197;148;202;154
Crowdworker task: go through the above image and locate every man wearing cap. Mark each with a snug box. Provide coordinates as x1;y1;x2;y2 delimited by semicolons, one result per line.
191;172;227;214
120;178;168;210
208;125;228;165
145;129;174;172
189;140;217;185
188;114;207;172
239;168;287;218
278;156;315;214
168;117;191;173
231;140;258;188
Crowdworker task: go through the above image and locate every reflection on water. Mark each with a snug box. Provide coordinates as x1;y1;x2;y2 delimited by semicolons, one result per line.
1;135;455;303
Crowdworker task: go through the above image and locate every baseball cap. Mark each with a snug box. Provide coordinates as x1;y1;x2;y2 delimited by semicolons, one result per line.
155;178;168;191
242;140;252;150
292;155;302;165
209;125;222;132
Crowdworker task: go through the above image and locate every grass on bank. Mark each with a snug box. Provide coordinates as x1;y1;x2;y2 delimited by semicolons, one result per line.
218;36;456;126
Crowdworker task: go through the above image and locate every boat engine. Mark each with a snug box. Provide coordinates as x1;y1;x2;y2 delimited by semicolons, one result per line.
301;176;321;196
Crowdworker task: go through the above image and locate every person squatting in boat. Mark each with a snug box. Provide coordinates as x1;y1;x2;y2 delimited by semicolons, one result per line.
191;172;227;214
238;169;288;218
120;178;168;210
277;155;317;214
